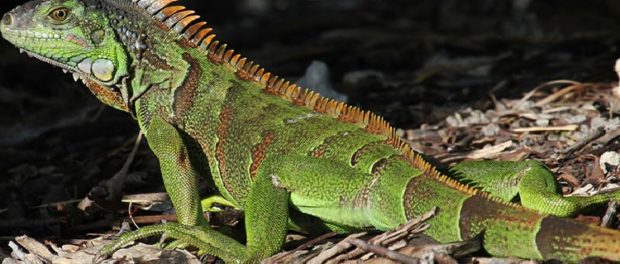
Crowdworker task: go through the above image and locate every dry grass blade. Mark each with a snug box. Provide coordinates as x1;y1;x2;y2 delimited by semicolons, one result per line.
14;235;54;262
346;238;419;264
561;126;605;156
512;125;578;133
338;208;436;262
466;141;513;160
264;232;337;263
402;235;481;259
514;80;581;110
535;82;584;107
602;201;618;228
308;232;367;264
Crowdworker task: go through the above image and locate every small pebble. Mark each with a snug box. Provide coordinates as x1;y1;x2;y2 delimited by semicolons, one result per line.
600;151;620;174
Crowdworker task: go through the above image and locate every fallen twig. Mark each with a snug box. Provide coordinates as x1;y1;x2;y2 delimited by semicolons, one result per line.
561;126;605;156
347;238;418;264
513;125;578;133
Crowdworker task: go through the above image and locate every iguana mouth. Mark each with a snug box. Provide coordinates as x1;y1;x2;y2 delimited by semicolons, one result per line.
20;47;86;82
0;27;77;74
1;27;63;41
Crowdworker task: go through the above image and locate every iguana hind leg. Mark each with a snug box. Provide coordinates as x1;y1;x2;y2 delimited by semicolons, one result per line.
100;116;290;263
452;160;620;217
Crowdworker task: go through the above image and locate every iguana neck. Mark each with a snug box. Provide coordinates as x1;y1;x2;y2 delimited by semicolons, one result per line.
96;0;194;113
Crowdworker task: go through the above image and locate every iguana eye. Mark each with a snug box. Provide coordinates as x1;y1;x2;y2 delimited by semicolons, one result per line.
49;7;70;22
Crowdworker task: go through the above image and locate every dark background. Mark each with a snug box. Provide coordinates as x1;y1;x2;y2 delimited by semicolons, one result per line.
1;0;620;242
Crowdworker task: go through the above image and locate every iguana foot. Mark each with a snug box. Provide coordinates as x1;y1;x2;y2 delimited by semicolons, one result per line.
100;223;210;256
98;222;250;262
99;223;179;257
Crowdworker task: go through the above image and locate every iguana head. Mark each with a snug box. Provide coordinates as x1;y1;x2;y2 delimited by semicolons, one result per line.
1;0;130;112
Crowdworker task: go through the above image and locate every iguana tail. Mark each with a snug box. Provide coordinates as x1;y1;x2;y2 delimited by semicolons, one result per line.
403;176;620;261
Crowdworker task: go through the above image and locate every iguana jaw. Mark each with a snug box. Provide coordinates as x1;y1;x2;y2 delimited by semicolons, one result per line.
7;42;86;82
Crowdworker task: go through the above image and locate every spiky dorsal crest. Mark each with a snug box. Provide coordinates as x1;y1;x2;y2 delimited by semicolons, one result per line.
106;0;521;203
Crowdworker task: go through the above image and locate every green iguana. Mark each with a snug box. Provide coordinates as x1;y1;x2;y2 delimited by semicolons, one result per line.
2;0;620;262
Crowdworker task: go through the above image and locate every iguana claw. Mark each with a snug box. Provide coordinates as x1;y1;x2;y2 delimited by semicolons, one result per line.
99;224;169;257
98;223;245;262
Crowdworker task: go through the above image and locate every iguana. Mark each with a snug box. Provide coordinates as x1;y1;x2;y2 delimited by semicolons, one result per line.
2;0;620;262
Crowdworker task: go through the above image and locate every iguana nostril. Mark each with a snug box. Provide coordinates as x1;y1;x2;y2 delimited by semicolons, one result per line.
1;13;13;26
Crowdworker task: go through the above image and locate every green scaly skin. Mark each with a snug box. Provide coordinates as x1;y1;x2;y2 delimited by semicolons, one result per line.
2;0;620;262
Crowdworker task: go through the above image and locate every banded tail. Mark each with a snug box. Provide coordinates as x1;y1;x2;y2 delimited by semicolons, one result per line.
404;175;620;261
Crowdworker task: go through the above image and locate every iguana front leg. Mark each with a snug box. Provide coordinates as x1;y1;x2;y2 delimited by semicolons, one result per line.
452;160;620;217
100;116;290;263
